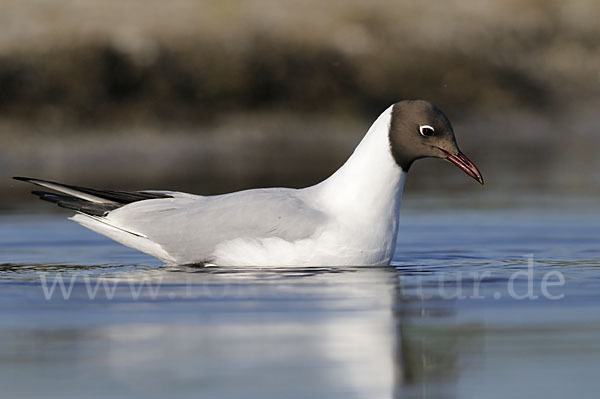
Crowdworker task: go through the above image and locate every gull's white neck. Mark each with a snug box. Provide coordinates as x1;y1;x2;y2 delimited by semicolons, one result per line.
313;105;407;221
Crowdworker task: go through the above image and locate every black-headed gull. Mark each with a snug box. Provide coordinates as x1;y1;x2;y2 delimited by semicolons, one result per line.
15;100;483;266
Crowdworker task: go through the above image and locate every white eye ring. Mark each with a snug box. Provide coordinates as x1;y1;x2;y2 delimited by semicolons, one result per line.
419;125;435;137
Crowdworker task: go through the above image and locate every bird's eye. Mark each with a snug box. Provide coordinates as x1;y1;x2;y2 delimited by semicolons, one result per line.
419;125;435;137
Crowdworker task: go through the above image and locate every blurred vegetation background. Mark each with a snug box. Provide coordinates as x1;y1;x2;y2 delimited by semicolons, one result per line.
1;0;599;210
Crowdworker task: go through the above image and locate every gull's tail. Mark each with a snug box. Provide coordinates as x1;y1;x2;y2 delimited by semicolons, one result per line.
13;177;172;216
14;176;178;263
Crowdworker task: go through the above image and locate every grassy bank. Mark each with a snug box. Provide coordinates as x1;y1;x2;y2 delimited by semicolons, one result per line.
0;0;598;125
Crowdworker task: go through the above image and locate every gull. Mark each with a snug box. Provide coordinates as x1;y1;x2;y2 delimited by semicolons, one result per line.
15;100;483;266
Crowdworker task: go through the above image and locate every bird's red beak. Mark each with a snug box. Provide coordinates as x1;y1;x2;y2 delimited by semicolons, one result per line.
439;148;484;185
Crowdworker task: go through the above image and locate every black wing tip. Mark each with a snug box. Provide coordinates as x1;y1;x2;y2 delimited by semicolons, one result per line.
29;190;117;216
30;190;59;201
13;176;56;186
14;176;173;205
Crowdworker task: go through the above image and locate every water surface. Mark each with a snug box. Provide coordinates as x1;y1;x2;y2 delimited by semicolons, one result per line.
1;203;599;398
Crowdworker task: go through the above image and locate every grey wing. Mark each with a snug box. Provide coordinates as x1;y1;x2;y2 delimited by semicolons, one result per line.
106;188;328;263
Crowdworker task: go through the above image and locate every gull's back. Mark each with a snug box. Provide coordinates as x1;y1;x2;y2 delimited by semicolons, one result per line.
73;187;329;265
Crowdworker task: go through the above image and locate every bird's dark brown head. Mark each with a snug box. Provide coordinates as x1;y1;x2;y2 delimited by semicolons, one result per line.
388;100;484;184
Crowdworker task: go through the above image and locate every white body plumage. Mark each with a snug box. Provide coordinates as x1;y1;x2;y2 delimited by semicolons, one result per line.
72;106;406;266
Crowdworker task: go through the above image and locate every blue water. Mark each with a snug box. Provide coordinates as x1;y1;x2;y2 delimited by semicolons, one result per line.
1;202;599;398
